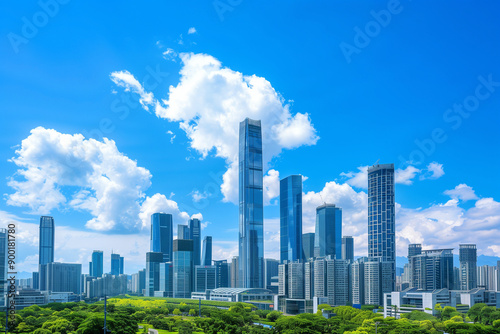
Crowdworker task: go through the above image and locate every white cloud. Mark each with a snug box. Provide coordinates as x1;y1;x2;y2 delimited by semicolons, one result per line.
166;130;176;143
139;193;193;234
191;190;209;203
420;161;445;180
341;166;369;189
395;165;421;185
110;71;154;110
263;169;280;205
188;27;197;34
162;48;178;62
7;127;152;232
444;184;479;202
111;53;318;204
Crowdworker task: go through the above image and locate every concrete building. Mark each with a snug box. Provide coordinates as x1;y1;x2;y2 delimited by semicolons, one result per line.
460;244;477;290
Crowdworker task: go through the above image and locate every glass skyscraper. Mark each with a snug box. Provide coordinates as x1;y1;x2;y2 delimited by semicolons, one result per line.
111;253;121;276
202;236;212;266
173;239;193;298
178;224;189;240
280;175;303;264
368;163;395;290
39;216;55;265
91;250;103;278
460;244;477;290
238;118;264;288
302;233;315;260
189;218;201;266
151;213;173;263
341;236;354;262
146;252;163;297
314;204;342;259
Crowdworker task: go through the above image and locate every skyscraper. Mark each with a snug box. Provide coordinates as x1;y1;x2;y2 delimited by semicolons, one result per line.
39;216;55;265
146;252;163;297
189;218;201;266
173;239;193;298
302;233;315;260
460;244;477;290
201;236;212;266
0;229;7;306
238;118;264;288
178;225;189;240
368;163;396;290
314;204;342;259
264;258;279;290
111;253;121;276
213;260;230;288
44;262;82;295
151;213;173;263
119;256;124;275
91;250;104;278
409;248;454;290
280;175;303;263
341;236;354;262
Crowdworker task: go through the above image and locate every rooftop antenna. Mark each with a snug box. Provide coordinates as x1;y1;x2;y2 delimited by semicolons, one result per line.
374;159;380;166
319;193;326;206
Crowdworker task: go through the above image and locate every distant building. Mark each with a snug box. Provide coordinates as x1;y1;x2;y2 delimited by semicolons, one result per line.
302;233;315;260
159;262;173;297
460;244;477;290
264;259;279;291
111;253;121;276
195;265;217;292
151;213;173;262
0;230;7;306
91;250;104;278
39;216;55;265
352;257;392;306
477;265;497;291
44;262;82;295
131;269;146;295
409;248;454;290
86;274;127;298
231;256;239;288
189;219;201;266
314;204;342;259
145;252;163;297
213;260;230;288
341;236;354;262
173;239;193;298
178;225;189;240
201;236;212;266
280;175;303;263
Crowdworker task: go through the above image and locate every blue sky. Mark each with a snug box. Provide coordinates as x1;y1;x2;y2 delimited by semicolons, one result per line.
1;0;499;275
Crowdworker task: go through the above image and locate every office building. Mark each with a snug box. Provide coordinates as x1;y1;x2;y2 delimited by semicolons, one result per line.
231;256;239;288
460;244;477;290
44;262;82;295
119;256;124;275
302;233;315;260
341;236;354;262
368;163;396;291
314;204;342;259
86;274;127;299
195;265;217;292
409;248;454;290
214;260;230;288
326;258;349;306
145;252;163;297
264;259;279;291
131;269;146;295
280;175;303;263
408;244;422;258
189;218;201;266
159;262;173;297
39;216;55;265
178;225;189;240
477;265;497;291
151;213;173;263
238;118;264;288
111;253;121;276
173;239;193;298
202;236;212;266
91;250;103;278
32;272;39;290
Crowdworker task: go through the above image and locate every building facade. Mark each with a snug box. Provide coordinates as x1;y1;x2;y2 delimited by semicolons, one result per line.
173;239;193;298
202;236;212;266
314;204;342;259
280;175;303;264
189;218;201;266
151;213;173;263
302;233;315;260
145;252;163;297
91;250;103;278
341;236;354;262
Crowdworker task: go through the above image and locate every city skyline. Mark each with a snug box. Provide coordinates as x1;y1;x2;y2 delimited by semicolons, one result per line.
1;1;500;276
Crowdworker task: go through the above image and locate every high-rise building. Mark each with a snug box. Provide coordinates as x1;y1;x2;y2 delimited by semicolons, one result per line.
280;175;303;264
202;236;212;266
39;216;55;265
302;233;315;260
111;253;121;276
368;163;396;291
159;262;173;297
32;272;39;290
288;262;305;299
477;265;497;291
341;236;354;262
264;259;279;291
238;118;264;288
409;248;454;290
189;218;201;266
326;258;349;306
460;244;477;290
173;239;193;298
314;204;342;259
151;213;173;263
119;256;124;275
131;269;146;295
145;252;163;297
213;260;230;288
0;229;7;306
195;265;217;292
408;244;422;258
178;225;189;240
91;250;104;278
44;262;82;295
231;256;239;288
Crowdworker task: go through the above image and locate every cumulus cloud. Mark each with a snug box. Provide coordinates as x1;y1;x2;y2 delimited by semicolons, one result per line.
162;48;178;62
188;27;197;34
139;193;193;233
341;166;368;189
395;165;421;185
111;52;319;203
110;71;154;110
420;161;445;180
263;169;280;205
444;184;479;202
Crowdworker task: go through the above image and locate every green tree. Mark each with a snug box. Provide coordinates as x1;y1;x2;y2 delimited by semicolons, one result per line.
173;308;182;315
266;310;282;322
189;308;196;316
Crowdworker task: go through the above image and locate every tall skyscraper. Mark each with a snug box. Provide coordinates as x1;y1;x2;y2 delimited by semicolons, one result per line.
201;236;212;266
314;204;342;259
341;236;354;262
91;250;104;278
44;262;82;295
460;244;477;290
189;218;201;266
0;229;7;306
231;256;239;288
213;260;229;288
368;163;396;290
408;244;422;258
146;252;163;296
409;248;454;290
173;239;193;298
178;225;189;240
39;216;55;265
119;256;124;275
302;233;315;260
111;253;121;276
280;175;303;264
151;213;173;263
238;118;264;288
